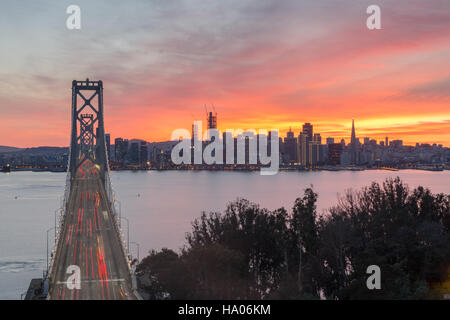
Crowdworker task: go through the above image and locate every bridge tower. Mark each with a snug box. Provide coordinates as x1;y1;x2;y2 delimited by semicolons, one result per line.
69;79;109;184
23;79;139;300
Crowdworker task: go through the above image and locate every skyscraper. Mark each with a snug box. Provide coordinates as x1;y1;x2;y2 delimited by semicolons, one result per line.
140;141;148;164
351;119;356;145
311;133;322;165
313;133;322;145
207;111;217;130
302;123;313;142
114;137;128;162
299;132;309;166
328;143;343;165
206;110;217;141
300;133;322;166
350;119;357;165
284;128;298;164
364;137;370;145
129;142;140;164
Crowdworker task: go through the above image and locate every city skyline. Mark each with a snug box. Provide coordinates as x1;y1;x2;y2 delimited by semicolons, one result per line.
4;115;448;172
1;1;450;147
3;118;448;149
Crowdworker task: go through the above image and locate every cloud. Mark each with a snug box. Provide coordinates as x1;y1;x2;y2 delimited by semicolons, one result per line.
387;76;450;102
1;0;450;146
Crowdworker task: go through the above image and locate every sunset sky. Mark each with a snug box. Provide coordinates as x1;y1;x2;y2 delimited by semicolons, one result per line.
1;0;450;147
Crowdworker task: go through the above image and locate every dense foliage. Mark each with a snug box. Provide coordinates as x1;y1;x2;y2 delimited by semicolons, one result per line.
136;177;450;299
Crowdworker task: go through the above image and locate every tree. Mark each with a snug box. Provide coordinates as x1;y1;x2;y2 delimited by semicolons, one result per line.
290;187;321;298
137;178;450;300
187;199;290;298
136;248;194;299
323;178;450;299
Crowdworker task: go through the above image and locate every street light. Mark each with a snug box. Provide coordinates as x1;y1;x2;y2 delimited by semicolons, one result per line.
130;241;140;262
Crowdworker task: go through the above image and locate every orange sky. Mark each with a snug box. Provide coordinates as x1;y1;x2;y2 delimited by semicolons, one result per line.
1;1;450;147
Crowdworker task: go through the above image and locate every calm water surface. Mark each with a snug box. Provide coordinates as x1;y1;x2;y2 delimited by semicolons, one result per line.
1;170;449;299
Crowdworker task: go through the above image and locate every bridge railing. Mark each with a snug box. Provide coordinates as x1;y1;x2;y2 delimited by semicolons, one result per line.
107;172;143;299
110;186;131;265
46;166;72;296
103;141;132;275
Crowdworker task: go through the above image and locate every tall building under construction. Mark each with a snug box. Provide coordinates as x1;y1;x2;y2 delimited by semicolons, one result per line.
205;107;218;142
207;110;217;130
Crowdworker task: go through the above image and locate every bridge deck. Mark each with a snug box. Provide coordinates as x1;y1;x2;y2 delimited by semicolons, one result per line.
49;161;135;300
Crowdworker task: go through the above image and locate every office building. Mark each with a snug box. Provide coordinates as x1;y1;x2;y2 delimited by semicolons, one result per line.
140;141;148;164
114;137;129;162
364;137;370;145
328;143;343;165
129;142;140;164
302;123;313;142
284;129;298;164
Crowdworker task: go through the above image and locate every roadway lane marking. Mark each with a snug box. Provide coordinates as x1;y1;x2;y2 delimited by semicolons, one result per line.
55;278;126;285
85;247;88;277
73;239;78;264
69;224;74;245
80;208;84;235
90;247;94;279
79;240;82;270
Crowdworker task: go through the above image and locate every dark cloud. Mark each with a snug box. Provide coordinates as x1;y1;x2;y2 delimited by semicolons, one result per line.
390;77;450;101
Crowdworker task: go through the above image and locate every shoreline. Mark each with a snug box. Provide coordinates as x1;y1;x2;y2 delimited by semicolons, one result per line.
3;166;449;173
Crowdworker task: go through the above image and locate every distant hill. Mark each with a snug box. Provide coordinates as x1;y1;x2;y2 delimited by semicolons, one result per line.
0;146;23;153
17;146;69;155
0;146;68;155
1;142;177;155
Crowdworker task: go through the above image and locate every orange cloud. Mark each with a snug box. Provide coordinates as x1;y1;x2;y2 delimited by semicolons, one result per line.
1;1;450;147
